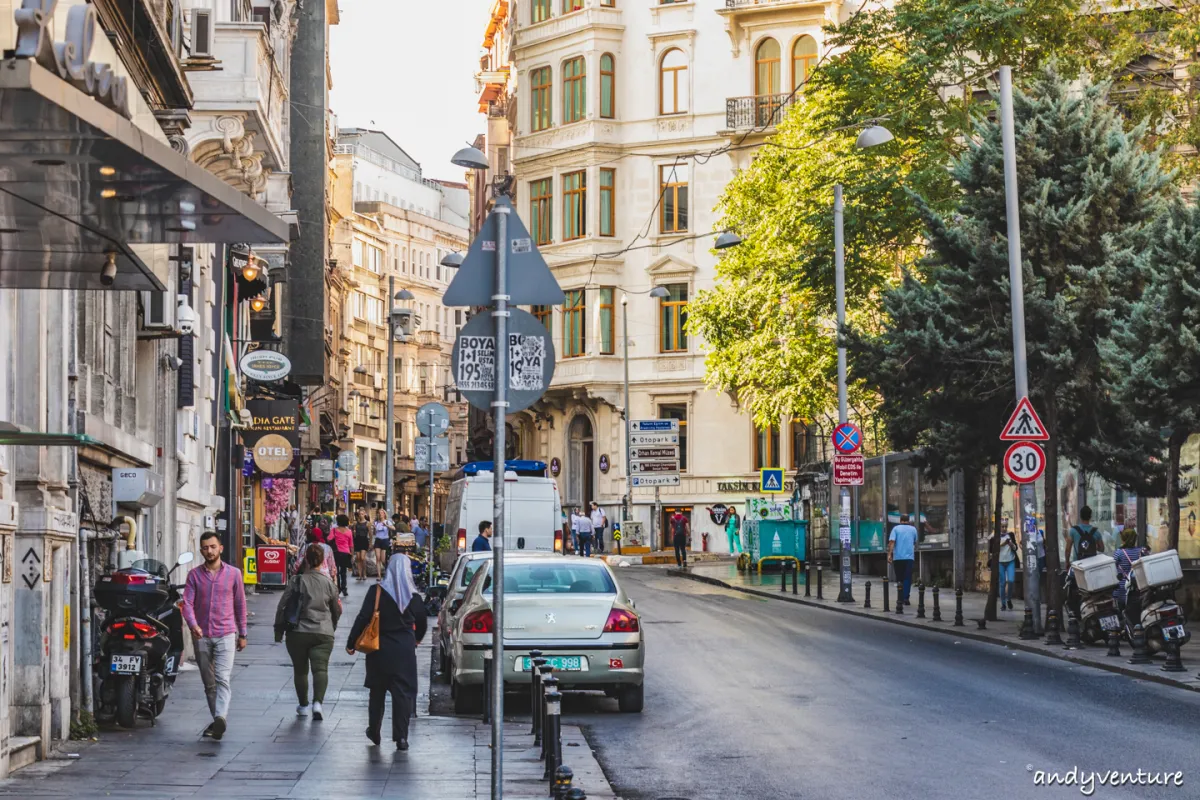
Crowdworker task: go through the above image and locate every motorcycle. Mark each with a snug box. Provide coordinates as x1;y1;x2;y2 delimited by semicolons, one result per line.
1063;567;1121;645
1122;550;1190;655
424;568;450;616
93;551;193;728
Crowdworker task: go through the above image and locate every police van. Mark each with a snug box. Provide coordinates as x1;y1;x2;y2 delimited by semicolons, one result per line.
444;460;564;555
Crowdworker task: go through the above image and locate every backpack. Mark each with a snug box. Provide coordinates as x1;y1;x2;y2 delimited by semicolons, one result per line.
671;515;688;537
1073;525;1100;560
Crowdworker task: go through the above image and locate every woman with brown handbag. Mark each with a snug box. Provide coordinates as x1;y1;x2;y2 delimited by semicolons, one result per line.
346;553;426;750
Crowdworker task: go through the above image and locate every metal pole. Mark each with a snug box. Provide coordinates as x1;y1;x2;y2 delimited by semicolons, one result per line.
490;203;510;799
999;66;1041;634
622;295;631;532
386;275;396;517
834;184;853;604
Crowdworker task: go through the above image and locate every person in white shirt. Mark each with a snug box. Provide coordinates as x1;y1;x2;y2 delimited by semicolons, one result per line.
589;502;608;554
574;508;595;557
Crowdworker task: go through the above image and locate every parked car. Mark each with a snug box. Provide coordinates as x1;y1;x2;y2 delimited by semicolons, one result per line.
437;550;494;673
447;554;644;714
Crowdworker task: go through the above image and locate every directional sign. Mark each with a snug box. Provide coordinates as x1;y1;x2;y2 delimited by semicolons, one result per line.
631;461;678;474
416;402;450;437
630;446;678;461
631;419;679;433
1000;397;1049;441
833;454;865;486
443;197;566;307
760;468;785;493
452;308;556;414
832;422;863;455
630;432;678;446
1004;440;1046;484
632;474;680;487
415;437;451;472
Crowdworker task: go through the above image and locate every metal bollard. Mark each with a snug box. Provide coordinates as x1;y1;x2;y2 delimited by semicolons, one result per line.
1064;614;1081;649
1128;624;1151;665
552;765;574;799
781;561;788;592
530;652;545;736
816;564;823;600
542;690;563;780
1018;607;1038;640
540;673;559;760
1106;629;1121;657
1162;639;1186;673
792;562;799;595
532;660;548;744
882;577;890;612
482;650;493;723
864;581;872;609
916;583;926;618
1043;608;1063;646
932;586;942;622
895;581;904;614
566;789;587;800
805;564;812;597
953;588;964;626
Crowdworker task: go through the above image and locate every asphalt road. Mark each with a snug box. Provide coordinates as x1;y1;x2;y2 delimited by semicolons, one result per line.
540;569;1200;800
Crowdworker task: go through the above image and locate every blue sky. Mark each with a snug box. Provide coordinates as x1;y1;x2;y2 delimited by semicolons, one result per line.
330;0;495;181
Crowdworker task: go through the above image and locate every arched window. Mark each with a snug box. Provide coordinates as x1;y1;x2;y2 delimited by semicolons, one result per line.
563;56;586;123
660;48;688;115
793;35;818;90
600;54;615;119
755;38;781;97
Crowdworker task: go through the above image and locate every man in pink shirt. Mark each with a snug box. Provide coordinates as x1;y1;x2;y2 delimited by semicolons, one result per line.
182;531;247;740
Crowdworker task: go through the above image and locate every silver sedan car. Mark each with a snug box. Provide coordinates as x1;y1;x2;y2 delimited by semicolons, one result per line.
448;554;644;714
436;551;493;673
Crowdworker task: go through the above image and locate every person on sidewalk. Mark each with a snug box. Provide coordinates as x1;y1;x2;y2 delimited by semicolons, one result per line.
670;510;690;568
887;514;919;606
726;508;743;555
276;545;342;720
590;502;608;554
1112;528;1150;611
346;555;427;751
569;508;581;554
373;508;394;578
576;508;595;558
181;531;247;742
990;529;1020;611
472;520;493;552
353;510;372;582
328;515;354;598
411;516;428;550
1066;505;1105;566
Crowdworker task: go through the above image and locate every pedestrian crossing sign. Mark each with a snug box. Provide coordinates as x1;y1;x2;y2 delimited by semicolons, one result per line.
760;468;785;494
1000;396;1049;441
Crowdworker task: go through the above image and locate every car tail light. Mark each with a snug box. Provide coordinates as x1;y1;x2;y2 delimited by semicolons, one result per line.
457;529;467;552
604;607;640;633
110;572;152;585
462;609;493;634
554;531;563;553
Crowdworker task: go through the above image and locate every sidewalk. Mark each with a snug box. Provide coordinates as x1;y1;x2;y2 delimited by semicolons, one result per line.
669;562;1200;692
0;576;617;800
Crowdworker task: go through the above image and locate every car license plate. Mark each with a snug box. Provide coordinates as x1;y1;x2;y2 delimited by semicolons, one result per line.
110;654;142;675
1099;614;1121;632
1163;624;1186;641
518;656;587;672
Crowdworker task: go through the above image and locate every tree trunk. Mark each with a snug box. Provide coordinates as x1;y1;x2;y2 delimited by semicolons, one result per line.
1167;428;1188;552
1043;404;1062;624
985;463;1002;621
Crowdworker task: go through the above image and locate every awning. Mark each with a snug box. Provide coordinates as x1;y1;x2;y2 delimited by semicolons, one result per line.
0;58;290;291
0;422;100;448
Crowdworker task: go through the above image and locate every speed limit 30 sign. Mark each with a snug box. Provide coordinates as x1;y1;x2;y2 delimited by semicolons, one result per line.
1004;440;1046;484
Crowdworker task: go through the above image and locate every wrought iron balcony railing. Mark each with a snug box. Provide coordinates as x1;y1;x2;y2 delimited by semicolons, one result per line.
726;93;795;130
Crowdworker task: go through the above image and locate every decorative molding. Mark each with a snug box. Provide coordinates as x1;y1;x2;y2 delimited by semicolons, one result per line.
646;253;698;277
657;358;689;372
188;114;269;198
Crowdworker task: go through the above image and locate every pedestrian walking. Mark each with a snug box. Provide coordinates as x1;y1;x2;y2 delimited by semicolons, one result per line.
411;516;428;549
575;507;595;557
1112;529;1149;611
1065;505;1105;566
569;508;581;554
590;502;608;554
346;554;428;751
988;529;1020;610
275;545;342;720
181;532;247;741
328;515;354;597
353;510;372;582
472;520;493;552
887;514;919;606
726;508;742;555
670;509;690;568
373;508;394;578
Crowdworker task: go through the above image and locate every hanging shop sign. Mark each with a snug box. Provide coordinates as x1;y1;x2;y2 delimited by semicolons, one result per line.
239;350;292;382
252;434;295;475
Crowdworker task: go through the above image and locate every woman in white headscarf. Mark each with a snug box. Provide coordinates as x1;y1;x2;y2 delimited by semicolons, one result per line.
346;554;427;751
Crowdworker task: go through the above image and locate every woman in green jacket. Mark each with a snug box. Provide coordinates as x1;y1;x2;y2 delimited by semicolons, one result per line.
275;544;342;720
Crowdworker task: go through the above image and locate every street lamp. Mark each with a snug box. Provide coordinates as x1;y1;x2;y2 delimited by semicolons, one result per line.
714;231;743;250
440;252;464;269
385;285;418;520
451;145;490;172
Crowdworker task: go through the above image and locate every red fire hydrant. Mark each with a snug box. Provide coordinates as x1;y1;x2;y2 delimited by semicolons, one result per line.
701;532;709;552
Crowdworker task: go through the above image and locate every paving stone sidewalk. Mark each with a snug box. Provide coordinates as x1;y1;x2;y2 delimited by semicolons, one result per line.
0;575;617;799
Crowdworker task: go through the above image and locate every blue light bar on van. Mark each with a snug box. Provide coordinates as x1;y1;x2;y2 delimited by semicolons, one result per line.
458;460;548;478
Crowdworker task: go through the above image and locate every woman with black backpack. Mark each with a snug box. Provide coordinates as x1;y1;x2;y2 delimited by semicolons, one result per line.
275;544;342;721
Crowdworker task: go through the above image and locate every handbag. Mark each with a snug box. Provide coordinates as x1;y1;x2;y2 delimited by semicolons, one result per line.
281;578;303;632
355;585;382;653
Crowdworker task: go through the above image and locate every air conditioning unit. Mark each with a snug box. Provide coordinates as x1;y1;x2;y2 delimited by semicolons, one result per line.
139;290;177;338
191;9;213;58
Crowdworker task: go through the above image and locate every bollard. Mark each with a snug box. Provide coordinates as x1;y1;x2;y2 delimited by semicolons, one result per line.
976;619;987;630
1043;608;1064;646
1162;639;1186;673
532;660;548;744
1018;607;1038;640
542;690;563;780
816;564;823;600
953;588;964;627
540;673;559;760
864;581;872;609
1127;624;1151;665
1064;614;1081;649
781;561;788;592
804;564;812;597
916;583;926;619
530;652;545;736
932;586;942;622
792;561;799;595
895;581;904;614
482;650;493;724
882;577;890;612
566;789;587;800
552;764;574;799
1106;630;1121;657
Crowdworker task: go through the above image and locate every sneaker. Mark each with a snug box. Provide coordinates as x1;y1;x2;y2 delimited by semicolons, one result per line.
297;704;310;717
211;716;226;741
202;723;214;738
1008;601;1014;610
312;702;323;721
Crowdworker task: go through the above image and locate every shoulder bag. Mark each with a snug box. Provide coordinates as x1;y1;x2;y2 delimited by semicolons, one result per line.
355;585;382;653
282;577;304;632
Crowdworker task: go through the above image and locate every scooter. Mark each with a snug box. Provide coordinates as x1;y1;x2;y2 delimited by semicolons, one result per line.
1063;568;1122;645
1123;559;1190;655
424;568;450;615
93;552;193;728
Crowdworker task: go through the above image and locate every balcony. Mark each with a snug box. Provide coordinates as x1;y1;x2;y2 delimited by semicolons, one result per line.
725;93;795;131
717;0;829;57
515;6;624;52
416;330;441;349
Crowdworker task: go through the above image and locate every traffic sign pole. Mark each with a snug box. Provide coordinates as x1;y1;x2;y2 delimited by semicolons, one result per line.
490;204;508;797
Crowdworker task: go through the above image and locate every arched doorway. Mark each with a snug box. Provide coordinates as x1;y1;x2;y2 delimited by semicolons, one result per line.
568;414;594;511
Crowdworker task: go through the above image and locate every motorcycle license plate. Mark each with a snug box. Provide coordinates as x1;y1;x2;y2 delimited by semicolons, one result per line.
1099;615;1121;632
1164;624;1186;641
110;654;142;675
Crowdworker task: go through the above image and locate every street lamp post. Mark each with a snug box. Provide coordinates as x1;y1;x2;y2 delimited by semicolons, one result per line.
385;285;415;519
621;287;670;550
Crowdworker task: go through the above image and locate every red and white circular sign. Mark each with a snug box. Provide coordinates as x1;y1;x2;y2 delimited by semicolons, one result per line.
1004;440;1046;484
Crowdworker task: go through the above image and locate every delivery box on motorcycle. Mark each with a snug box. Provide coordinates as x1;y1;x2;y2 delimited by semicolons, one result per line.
1131;549;1183;589
95;569;170;615
1070;553;1119;593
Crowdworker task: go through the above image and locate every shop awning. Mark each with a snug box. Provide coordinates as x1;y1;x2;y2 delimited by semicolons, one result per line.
0;422;99;447
0;58;290;291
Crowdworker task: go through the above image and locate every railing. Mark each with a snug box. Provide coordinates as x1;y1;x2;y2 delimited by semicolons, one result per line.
726;93;795;130
725;0;795;7
417;330;441;348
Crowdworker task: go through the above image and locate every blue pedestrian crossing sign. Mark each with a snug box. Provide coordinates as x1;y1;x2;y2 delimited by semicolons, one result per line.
760;468;785;494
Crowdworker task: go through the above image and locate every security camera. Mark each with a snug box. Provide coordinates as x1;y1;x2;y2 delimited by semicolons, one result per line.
100;252;117;286
162;354;183;371
176;295;197;336
238;408;252;425
391;307;415;341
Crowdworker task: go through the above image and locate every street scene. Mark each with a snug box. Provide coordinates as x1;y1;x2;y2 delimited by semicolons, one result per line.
1;0;1200;799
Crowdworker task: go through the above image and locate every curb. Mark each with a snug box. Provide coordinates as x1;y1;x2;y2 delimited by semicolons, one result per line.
666;568;1200;693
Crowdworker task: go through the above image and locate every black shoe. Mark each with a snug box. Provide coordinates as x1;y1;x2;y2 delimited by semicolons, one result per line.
396;739;409;751
202;723;214;738
211;716;226;741
366;727;381;746
1008;601;1014;610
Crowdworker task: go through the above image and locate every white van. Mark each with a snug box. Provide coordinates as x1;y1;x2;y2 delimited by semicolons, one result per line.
444;461;564;555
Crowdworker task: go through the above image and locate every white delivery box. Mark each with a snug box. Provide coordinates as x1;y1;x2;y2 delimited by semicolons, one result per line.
1130;549;1183;589
1071;553;1119;592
